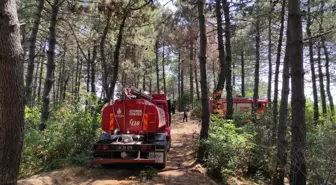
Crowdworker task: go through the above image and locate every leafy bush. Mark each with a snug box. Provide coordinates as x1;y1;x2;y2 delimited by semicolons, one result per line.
307;118;336;184
203;115;255;180
20;101;101;178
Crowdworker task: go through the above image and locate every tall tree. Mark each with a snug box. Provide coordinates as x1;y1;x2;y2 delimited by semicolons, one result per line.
273;0;286;140
189;41;194;107
197;0;210;162
317;43;327;114
25;0;45;106
0;0;25;183
273;44;290;185
214;0;226;94
222;0;233;119
163;45;167;94
267;0;273;105
41;0;61;126
306;0;319;124
253;0;260;119
241;49;245;97
288;0;306;184
155;38;160;94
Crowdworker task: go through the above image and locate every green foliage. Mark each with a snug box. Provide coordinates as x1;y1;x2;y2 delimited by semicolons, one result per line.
20;103;101;178
203;115;255;180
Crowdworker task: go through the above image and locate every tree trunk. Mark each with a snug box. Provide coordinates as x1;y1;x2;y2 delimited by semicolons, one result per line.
273;43;290;185
253;2;260;119
306;0;319;124
37;56;44;103
215;0;226;93
162;45;167;94
212;59;216;90
0;1;25;184
32;57;41;106
41;0;60;125
223;0;233;119
288;0;307;184
155;38;160;94
267;0;272;105
181;59;184;110
197;0;210;162
321;39;334;115
91;45;97;94
25;0;45;106
76;58;83;103
318;2;328;115
59;37;67;102
86;49;91;93
142;69;146;91
273;0;286;140
317;43;327;114
194;48;200;101
107;10;129;101
178;49;181;108
189;41;194;108
100;10;112;100
241;49;245;97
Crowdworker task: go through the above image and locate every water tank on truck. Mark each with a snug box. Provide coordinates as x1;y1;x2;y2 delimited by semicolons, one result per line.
92;88;172;168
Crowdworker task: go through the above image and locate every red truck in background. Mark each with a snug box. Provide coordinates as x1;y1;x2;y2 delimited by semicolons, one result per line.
92;88;171;168
209;95;268;119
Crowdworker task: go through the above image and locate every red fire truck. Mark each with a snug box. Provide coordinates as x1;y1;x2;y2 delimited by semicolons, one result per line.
92;88;171;168
209;95;268;118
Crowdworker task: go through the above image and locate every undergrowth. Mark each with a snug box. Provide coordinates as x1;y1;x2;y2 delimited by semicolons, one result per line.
20;96;102;178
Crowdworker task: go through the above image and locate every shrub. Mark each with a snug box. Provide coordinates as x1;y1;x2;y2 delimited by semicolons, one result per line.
203;115;255;180
20;102;101;178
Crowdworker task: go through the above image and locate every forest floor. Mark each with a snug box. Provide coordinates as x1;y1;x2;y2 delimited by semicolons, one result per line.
18;113;220;185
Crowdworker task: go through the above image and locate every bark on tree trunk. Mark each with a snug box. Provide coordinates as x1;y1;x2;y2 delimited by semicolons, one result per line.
100;10;112;100
25;0;45;106
86;49;91;93
162;45;167;94
155;38;160;94
273;0;286;140
288;0;307;184
37;56;44;103
253;2;260;119
41;0;60;125
241;49;245;97
189;41;194;108
0;1;25;184
32;57;41;106
197;0;210;162
223;0;233;119
215;0;226;93
213;60;216;90
178;49;181;109
317;43;327;114
321;39;334;115
306;0;319;124
267;0;272;105
181;59;184;110
194;48;200;101
273;43;290;185
91;45;97;94
107;9;129;101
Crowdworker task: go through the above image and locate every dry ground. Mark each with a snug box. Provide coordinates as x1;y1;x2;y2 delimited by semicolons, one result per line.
18;113;217;185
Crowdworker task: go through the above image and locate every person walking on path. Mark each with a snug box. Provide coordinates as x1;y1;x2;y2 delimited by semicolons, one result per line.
172;104;175;114
183;107;188;122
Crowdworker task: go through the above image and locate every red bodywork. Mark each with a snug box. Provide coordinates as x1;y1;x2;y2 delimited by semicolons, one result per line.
93;88;171;166
209;96;268;118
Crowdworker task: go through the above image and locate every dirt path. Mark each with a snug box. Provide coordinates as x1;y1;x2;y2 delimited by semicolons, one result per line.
18;113;217;185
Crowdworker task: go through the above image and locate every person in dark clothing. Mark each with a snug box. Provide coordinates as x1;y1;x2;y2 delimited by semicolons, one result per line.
172;105;175;114
183;107;188;122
